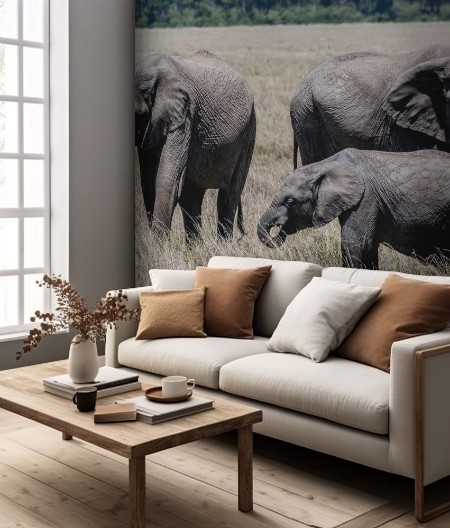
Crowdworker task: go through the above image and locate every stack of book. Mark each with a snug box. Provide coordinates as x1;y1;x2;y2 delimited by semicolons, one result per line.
129;394;214;424
43;366;141;400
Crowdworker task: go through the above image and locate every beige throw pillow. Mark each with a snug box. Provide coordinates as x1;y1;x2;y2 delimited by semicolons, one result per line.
195;266;272;338
336;274;450;372
136;288;207;340
267;277;381;362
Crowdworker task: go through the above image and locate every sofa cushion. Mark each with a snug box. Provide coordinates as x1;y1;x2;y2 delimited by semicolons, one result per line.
149;269;196;290
336;274;450;372
118;336;269;389
219;353;389;434
267;277;380;362
136;289;206;340
208;256;323;337
195;265;271;338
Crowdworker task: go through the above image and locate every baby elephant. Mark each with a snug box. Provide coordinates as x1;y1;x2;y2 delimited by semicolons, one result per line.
258;149;450;269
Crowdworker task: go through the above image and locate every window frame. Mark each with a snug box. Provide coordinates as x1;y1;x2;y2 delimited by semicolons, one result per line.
0;0;68;340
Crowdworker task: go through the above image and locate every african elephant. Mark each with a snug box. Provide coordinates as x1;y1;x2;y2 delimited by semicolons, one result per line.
258;149;450;269
291;45;450;167
135;50;256;241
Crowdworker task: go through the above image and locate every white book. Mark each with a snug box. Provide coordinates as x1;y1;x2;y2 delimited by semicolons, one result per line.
43;380;142;400
43;366;139;393
129;394;214;424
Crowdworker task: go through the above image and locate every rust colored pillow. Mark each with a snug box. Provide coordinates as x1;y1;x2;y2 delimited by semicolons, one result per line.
195;266;272;338
136;288;207;340
335;274;450;372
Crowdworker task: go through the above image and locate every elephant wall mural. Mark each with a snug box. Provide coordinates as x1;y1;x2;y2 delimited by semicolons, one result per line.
134;17;450;283
258;149;450;270
290;45;450;167
135;51;256;243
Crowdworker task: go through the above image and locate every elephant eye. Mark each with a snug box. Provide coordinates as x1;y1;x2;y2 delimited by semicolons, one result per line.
285;198;295;207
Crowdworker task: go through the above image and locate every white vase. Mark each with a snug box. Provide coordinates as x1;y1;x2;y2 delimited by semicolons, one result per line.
68;335;99;383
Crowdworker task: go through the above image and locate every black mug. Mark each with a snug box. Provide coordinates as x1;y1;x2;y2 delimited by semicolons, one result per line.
72;387;97;412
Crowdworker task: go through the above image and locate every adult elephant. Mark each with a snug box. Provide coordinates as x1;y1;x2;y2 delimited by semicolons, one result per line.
291;45;450;167
258;149;450;269
135;50;256;241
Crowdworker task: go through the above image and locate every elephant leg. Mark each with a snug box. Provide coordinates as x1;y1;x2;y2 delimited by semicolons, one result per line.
217;189;238;239
179;185;206;243
341;217;379;269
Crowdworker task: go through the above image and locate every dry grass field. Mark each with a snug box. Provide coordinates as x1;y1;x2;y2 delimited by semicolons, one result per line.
135;23;450;284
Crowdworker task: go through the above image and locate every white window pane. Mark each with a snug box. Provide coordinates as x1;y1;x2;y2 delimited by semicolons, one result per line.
0;101;18;152
23;47;44;98
0;0;18;39
24;273;44;323
24;216;44;268
23;103;44;154
24;159;45;207
0;275;18;326
0;159;19;207
0;44;18;96
23;0;44;43
0;217;18;269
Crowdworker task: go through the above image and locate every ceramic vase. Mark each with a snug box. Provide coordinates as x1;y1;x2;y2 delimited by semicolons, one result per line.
68;335;99;383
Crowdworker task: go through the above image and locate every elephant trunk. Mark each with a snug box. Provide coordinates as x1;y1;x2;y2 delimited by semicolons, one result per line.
257;209;288;248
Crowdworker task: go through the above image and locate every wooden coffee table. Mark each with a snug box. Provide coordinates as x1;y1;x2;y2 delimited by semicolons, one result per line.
0;361;262;528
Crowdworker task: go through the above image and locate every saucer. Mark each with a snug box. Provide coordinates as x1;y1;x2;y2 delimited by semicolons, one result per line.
145;386;193;403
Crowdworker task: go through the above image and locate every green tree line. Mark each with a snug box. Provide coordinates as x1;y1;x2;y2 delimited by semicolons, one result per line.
136;0;450;27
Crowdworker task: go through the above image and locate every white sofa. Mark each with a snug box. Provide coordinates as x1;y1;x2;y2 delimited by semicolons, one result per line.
105;255;450;521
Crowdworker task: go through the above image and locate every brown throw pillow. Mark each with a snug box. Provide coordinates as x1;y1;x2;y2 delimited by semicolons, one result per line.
136;288;207;340
195;266;272;338
335;274;450;372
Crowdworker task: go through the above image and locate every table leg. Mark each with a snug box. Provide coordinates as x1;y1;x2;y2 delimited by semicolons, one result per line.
62;433;72;440
237;425;253;512
129;456;146;528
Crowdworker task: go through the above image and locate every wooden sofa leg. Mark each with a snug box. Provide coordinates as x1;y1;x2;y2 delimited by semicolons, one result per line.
415;346;450;522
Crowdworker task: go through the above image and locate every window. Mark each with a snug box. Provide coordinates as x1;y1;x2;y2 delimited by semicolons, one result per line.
0;0;50;335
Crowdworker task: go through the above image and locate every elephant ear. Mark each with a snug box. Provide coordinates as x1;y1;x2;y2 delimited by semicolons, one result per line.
312;155;365;228
136;54;191;150
384;58;449;142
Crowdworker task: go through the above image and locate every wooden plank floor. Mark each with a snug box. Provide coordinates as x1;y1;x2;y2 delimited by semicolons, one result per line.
0;408;449;528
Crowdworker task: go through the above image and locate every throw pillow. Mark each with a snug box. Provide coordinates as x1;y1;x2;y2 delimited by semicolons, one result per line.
267;277;381;362
195;265;272;338
135;288;207;340
336;274;450;372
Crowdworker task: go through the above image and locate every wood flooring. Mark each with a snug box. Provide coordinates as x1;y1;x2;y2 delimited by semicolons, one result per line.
0;408;449;528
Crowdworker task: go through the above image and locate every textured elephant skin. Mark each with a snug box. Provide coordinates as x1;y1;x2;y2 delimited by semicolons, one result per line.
291;45;450;166
258;149;450;269
135;50;256;241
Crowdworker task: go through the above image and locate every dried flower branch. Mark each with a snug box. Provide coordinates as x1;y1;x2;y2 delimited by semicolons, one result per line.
17;275;139;360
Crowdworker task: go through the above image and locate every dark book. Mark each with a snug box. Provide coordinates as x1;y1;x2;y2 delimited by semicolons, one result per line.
43;380;142;400
43;366;139;394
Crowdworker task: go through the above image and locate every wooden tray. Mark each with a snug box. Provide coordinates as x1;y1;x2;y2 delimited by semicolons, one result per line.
145;386;193;403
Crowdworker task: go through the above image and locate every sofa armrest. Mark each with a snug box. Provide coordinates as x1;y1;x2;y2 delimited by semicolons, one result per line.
389;328;450;483
104;286;154;368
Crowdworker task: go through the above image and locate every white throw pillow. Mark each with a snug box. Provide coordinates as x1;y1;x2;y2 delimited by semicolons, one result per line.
149;269;196;290
267;277;380;362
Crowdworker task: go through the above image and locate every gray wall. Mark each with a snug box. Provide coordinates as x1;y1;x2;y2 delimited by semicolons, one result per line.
0;0;135;370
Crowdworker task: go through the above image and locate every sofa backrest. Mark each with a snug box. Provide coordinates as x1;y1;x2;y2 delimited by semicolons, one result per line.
322;267;450;288
208;256;323;337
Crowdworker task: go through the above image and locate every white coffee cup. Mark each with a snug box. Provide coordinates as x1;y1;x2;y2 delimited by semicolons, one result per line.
162;376;195;398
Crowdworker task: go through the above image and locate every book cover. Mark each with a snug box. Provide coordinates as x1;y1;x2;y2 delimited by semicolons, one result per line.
129;394;214;424
43;366;139;393
94;402;137;423
43;380;142;400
